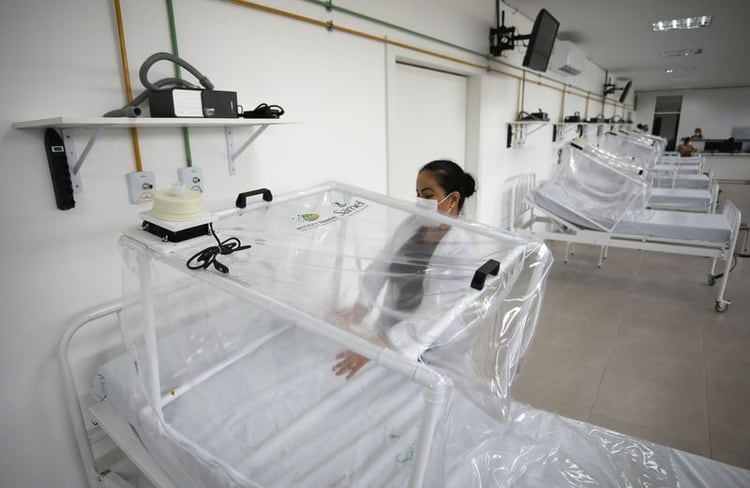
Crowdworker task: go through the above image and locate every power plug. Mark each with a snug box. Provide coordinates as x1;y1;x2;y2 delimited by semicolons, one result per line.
178;167;205;193
126;171;155;204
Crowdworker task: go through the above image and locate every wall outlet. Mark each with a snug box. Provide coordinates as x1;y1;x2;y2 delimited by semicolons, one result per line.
126;171;155;204
178;166;205;193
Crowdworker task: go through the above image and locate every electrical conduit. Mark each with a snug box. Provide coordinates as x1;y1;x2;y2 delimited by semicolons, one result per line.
222;0;631;110
165;0;194;168
113;0;144;172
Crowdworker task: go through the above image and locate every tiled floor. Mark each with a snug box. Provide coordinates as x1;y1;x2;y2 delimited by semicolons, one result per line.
512;240;750;470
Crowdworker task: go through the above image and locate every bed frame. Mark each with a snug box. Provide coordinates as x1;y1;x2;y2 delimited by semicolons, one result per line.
647;177;720;213
60;299;174;488
59;293;457;488
505;173;742;312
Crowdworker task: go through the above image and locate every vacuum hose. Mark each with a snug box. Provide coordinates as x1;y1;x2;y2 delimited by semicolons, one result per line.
138;52;214;92
103;52;214;117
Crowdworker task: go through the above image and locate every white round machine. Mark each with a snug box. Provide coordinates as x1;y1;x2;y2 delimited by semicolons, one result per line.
151;184;207;222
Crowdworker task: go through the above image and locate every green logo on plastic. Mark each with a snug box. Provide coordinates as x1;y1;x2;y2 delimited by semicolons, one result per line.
291;213;320;224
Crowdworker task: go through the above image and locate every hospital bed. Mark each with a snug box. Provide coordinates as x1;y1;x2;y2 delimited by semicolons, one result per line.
602;133;712;190
654;155;704;176
60;181;554;488
578;140;719;212
61;296;750;487
600;131;708;184
505;143;741;312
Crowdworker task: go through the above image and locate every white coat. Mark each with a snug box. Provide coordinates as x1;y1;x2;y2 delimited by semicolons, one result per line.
354;216;476;361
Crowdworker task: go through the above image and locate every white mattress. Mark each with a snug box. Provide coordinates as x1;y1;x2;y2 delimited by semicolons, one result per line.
95;319;750;488
534;186;731;243
653;163;701;175
96;323;424;488
648;188;712;211
652;174;710;189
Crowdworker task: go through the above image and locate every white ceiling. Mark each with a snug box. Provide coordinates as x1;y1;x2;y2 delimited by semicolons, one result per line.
501;0;750;92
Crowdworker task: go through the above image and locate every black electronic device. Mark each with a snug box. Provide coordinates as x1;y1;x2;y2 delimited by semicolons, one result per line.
142;220;210;243
201;90;239;118
43;128;75;210
241;103;285;119
519;109;549;121
604;79;632;103
489;2;560;73
522;9;560;72
564;112;581;123
149;88;238;118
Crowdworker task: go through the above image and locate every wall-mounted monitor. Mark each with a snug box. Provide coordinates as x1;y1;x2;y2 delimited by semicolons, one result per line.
618;80;633;103
522;9;560;72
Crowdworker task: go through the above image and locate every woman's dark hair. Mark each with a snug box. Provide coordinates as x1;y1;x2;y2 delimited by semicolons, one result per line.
419;160;476;211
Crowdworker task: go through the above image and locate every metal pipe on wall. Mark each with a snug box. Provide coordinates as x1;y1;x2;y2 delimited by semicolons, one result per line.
113;0;144;172
165;0;194;168
220;0;632;110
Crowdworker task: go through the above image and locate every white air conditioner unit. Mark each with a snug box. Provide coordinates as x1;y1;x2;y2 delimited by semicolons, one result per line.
549;40;586;76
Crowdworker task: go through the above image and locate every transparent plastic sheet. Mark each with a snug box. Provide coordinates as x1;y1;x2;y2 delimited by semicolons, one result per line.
619;129;667;156
429;398;683;488
535;143;649;232
577;142;649;182
599;131;663;172
116;182;554;487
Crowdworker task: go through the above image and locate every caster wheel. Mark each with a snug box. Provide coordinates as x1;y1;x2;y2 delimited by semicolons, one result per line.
715;301;728;313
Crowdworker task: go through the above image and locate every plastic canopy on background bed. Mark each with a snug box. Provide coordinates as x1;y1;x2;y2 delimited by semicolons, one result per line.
535;143;650;232
117;181;553;487
599;131;664;172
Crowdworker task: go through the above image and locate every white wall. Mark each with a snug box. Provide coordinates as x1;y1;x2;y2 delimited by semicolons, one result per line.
635;87;750;141
0;1;610;486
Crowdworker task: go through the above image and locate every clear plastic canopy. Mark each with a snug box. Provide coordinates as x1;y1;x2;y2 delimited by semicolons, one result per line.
116;181;553;487
534;143;649;232
618;128;667;155
599;131;664;172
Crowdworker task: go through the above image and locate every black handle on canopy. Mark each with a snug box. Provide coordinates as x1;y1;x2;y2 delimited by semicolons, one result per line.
235;188;273;208
471;259;500;291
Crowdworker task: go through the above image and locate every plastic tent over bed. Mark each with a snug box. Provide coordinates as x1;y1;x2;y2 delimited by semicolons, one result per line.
115;181;552;487
102;181;749;487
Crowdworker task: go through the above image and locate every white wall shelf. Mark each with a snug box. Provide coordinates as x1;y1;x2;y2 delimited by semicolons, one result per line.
13;117;298;192
506;121;633;148
506;121;552;148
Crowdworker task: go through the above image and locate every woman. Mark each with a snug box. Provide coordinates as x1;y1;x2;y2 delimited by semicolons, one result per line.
333;160;476;379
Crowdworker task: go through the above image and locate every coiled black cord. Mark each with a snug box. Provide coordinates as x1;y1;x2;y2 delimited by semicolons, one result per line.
186;223;251;274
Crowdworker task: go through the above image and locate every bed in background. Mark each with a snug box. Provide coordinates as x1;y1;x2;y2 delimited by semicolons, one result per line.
504;142;741;312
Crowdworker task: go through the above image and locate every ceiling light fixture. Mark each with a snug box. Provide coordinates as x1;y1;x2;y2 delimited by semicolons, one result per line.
661;48;703;57
665;66;697;74
652;15;712;31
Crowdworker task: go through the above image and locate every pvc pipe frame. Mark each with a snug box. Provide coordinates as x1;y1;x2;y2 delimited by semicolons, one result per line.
123;180;544;486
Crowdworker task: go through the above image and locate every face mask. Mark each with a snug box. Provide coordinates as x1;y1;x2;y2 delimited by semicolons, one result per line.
414;194;452;226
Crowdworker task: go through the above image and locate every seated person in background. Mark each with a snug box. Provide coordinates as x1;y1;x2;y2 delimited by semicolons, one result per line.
677;137;698;157
693;128;703;139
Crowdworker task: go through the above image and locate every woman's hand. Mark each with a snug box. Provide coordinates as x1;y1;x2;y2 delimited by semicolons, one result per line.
333;303;369;325
333;350;370;379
